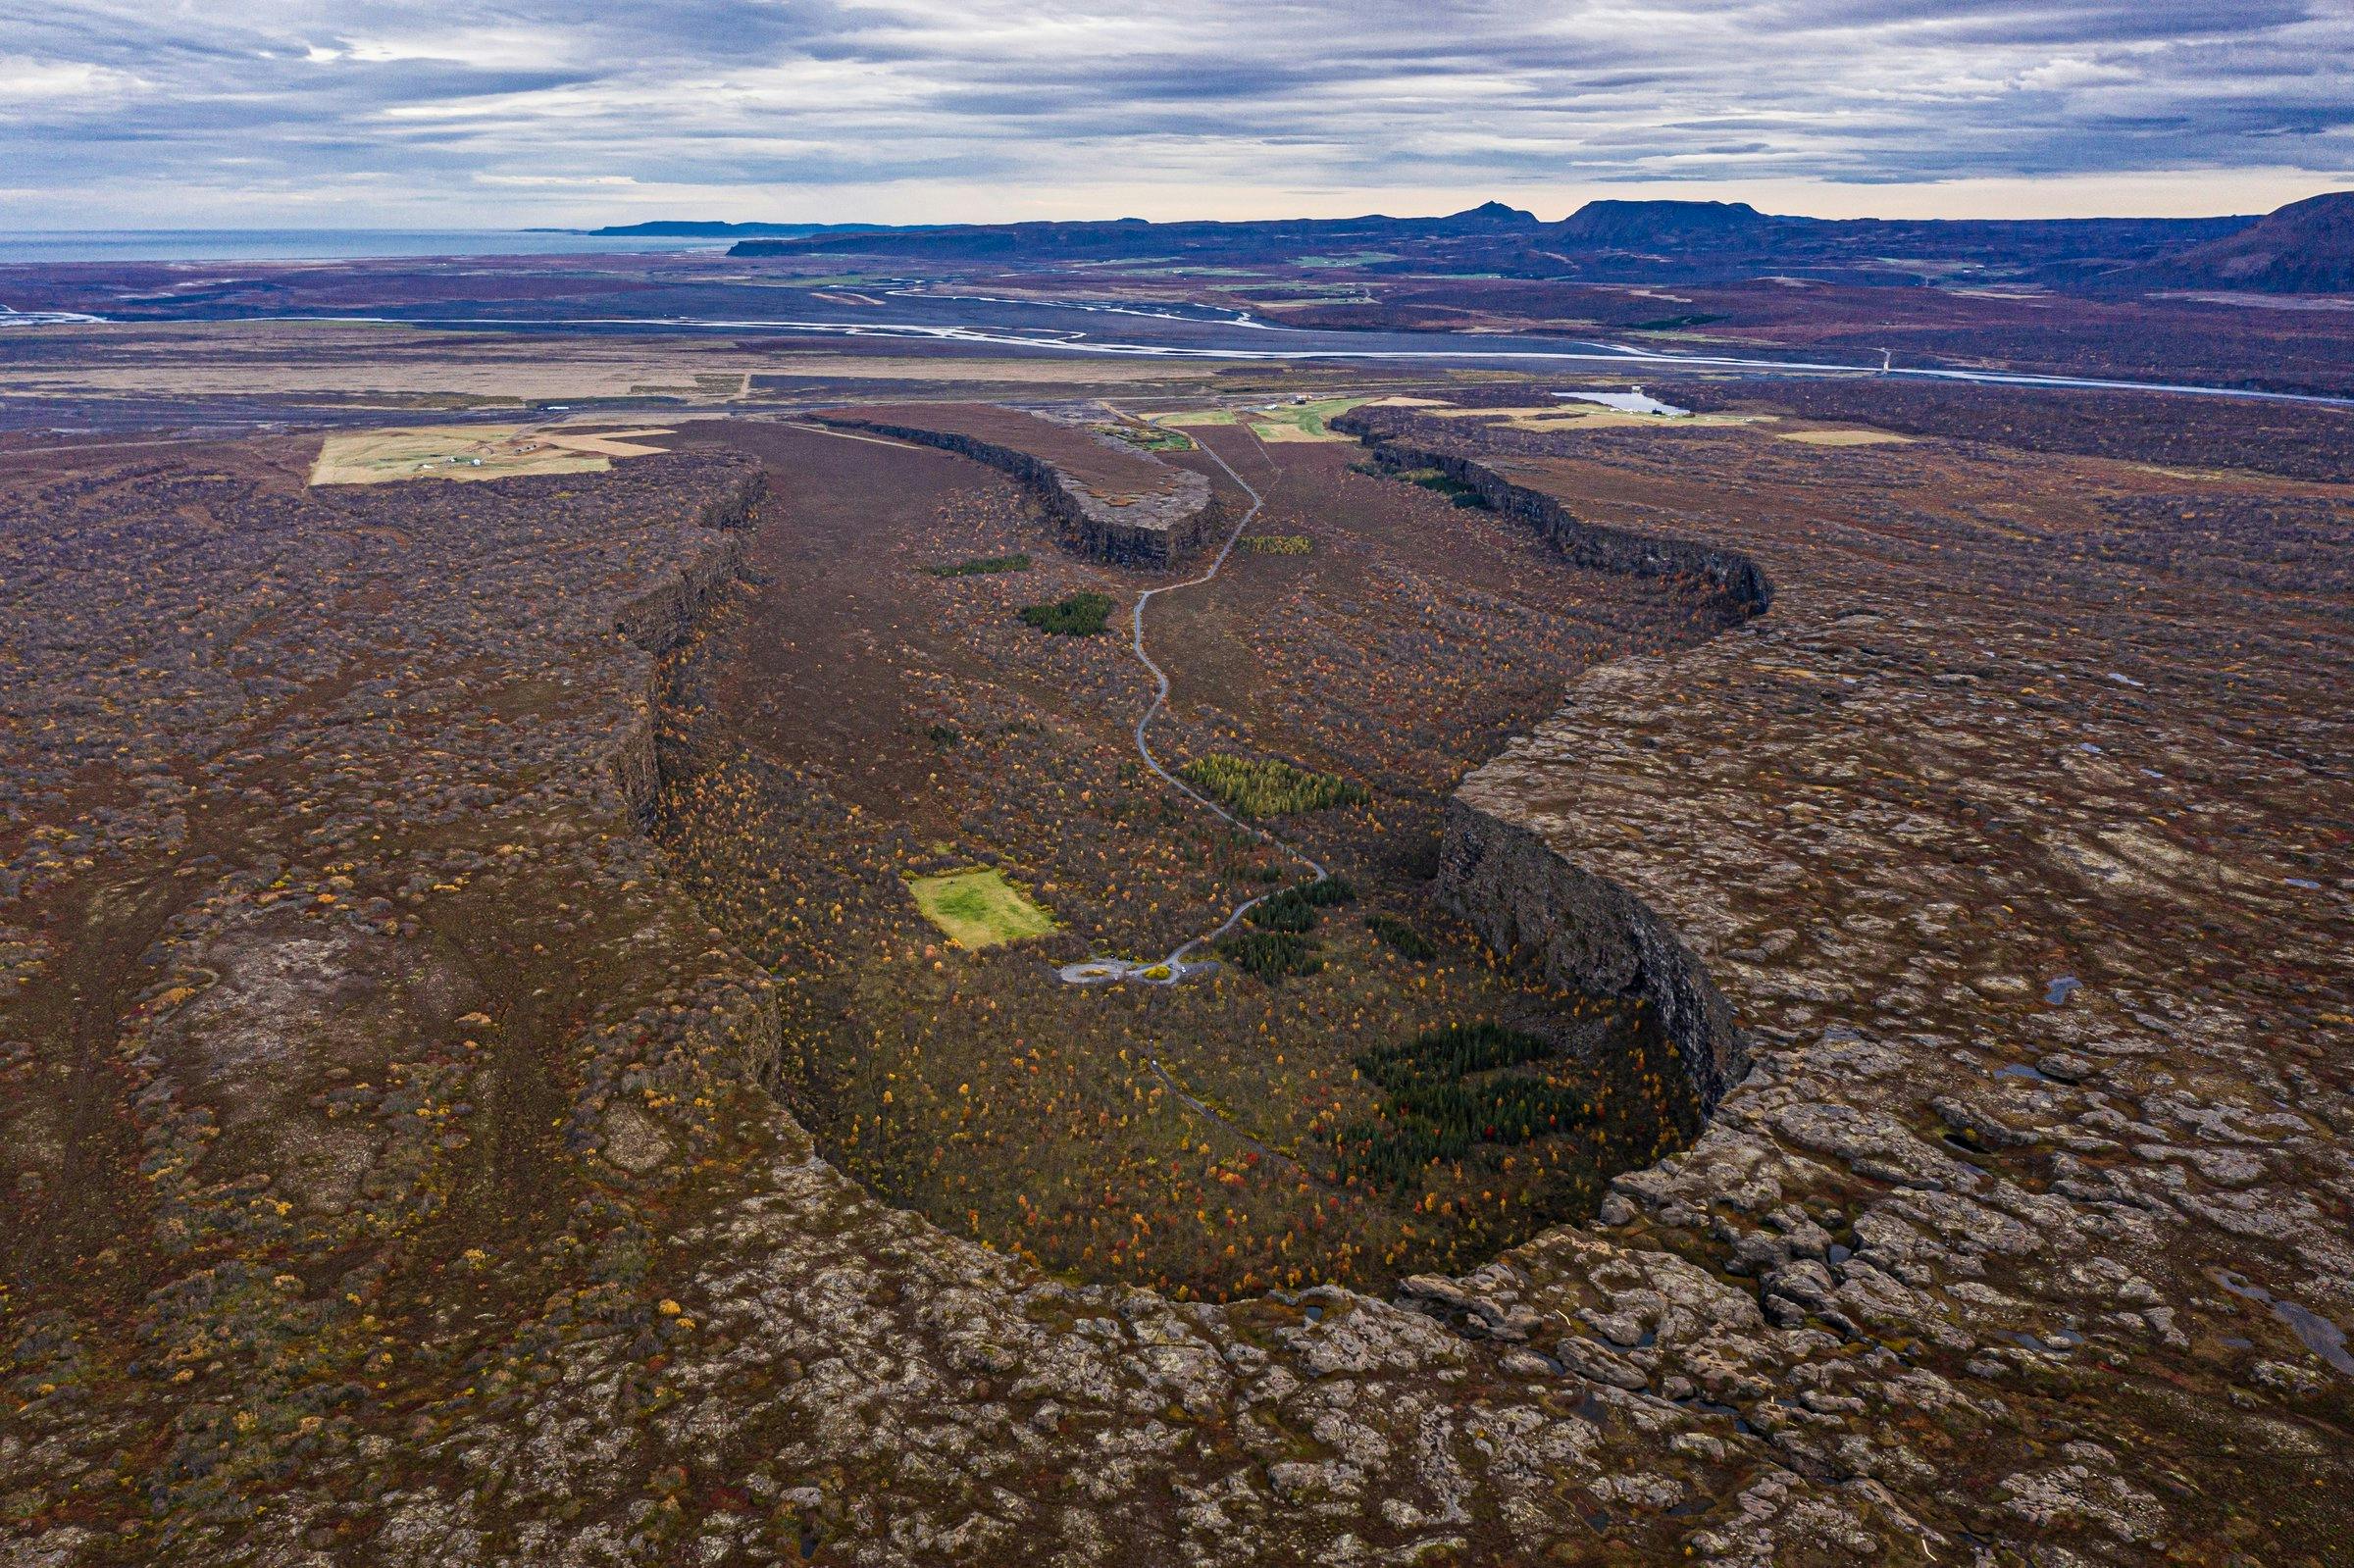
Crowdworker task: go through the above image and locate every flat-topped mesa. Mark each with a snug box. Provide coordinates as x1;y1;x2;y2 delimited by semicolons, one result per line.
817;402;1218;567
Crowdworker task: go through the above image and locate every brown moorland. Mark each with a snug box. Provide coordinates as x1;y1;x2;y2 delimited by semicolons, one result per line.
650;418;1725;1299
1;363;2348;1567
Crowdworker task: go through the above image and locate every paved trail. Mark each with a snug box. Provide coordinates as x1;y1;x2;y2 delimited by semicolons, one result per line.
1057;420;1330;986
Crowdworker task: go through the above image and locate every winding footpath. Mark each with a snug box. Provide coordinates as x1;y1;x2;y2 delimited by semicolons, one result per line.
1056;421;1331;987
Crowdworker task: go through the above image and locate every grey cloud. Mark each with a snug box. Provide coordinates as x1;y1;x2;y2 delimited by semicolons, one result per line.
0;0;2345;223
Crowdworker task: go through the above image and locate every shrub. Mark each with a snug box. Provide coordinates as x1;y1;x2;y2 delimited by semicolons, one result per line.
927;552;1032;577
1178;753;1367;817
1018;590;1115;635
1365;912;1436;961
1336;1022;1595;1188
1124;427;1195;452
1246;877;1355;935
1401;469;1491;510
1216;930;1323;981
1240;534;1312;555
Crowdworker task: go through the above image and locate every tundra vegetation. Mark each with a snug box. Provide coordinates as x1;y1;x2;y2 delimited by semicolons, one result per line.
652;423;1721;1298
1017;588;1116;635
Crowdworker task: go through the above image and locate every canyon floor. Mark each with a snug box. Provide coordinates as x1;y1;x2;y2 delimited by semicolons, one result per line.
0;344;2347;1568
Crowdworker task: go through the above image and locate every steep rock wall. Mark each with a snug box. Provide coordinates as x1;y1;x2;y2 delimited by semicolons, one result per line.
1333;416;1766;1111
1439;797;1746;1110
1330;412;1771;628
822;416;1218;567
610;467;768;821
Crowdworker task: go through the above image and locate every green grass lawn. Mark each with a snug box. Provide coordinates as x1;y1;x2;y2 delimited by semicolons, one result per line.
906;867;1059;949
1244;396;1375;442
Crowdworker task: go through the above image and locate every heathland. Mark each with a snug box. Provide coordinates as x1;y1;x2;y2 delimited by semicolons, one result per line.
650;416;1727;1298
1;245;2349;1566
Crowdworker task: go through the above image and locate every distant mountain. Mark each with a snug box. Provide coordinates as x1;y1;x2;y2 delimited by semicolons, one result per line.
2110;191;2354;294
583;220;920;238
719;196;2280;290
1552;199;1789;246
1430;200;1543;233
728;204;1538;264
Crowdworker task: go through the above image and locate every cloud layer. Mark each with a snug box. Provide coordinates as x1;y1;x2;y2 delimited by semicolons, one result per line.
3;1;2349;226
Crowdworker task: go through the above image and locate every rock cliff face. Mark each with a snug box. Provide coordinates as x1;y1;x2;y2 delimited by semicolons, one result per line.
610;469;768;820
1440;800;1747;1110
1331;414;1770;625
1333;414;1766;1112
822;415;1218;566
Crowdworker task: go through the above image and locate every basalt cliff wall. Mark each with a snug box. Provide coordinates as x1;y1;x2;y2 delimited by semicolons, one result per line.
610;466;768;822
820;415;1218;567
1333;412;1766;1112
1330;412;1771;627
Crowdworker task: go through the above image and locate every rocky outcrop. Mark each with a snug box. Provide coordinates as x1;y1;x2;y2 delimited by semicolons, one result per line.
1330;414;1770;626
1440;797;1746;1111
822;415;1218;566
610;467;767;820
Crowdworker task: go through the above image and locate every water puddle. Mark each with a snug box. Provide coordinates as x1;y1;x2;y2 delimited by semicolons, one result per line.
2214;1269;2354;1378
1554;389;1692;417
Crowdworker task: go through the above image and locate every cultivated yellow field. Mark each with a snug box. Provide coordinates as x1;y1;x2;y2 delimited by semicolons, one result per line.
1151;395;1440;442
1776;428;1915;446
308;425;674;486
1429;404;1765;432
905;868;1059;949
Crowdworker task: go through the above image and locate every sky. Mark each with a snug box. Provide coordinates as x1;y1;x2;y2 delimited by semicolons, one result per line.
2;0;2350;228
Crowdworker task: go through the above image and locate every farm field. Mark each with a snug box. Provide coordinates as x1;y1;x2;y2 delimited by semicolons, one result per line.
308;422;673;484
651;418;1724;1297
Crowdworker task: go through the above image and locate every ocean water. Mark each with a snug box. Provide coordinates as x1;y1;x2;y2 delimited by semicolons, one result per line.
0;230;734;265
